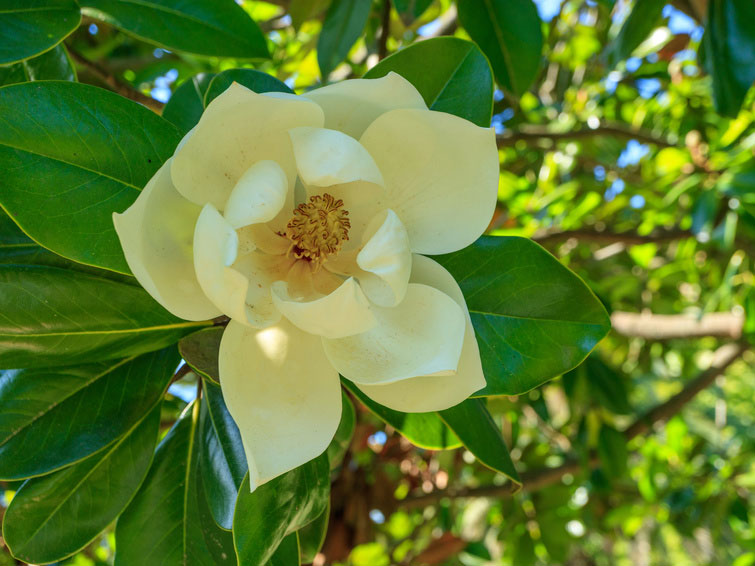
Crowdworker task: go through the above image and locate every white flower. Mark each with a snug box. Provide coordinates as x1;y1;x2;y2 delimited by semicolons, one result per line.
114;73;499;491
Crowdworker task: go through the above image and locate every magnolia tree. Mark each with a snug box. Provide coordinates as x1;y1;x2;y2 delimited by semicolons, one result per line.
0;0;753;565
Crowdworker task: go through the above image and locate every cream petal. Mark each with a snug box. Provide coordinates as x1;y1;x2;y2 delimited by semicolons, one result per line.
289;127;384;188
356;209;411;307
322;283;465;384
359;108;499;255
237;223;290;256
218;320;342;491
113;160;220;321
171;83;324;210
272;276;376;339
223;160;289;229
355;255;486;412
306;72;427;139
194;204;281;327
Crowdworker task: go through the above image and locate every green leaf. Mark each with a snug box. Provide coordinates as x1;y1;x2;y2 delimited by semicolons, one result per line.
439;398;520;483
0;347;178;480
0;44;76;86
584;357;632;414
204;68;293;106
233;453;330;565
200;381;247;530
317;0;372;78
597;424;628;479
270;534;302;566
0;265;208;368
80;0;269;59
179;327;224;384
327;391;356;471
434;236;611;396
364;37;494;127
456;0;543;96
393;0;433;25
0;0;81;65
342;379;462;450
0;81;181;274
2;404;161;564
162;72;216;135
116;401;235;565
607;0;664;65
298;502;329;564
702;0;755;116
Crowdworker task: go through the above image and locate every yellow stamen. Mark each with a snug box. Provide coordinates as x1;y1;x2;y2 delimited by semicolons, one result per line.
285;193;350;267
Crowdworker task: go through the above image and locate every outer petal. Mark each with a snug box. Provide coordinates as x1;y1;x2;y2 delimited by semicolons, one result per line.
272;276;376;339
305;72;427;139
113;160;220;321
356;255;486;412
359;108;499;255
171;83;324;210
223;160;289;229
219;320;342;491
194;205;281;327
322;283;465;384
289;127;384;187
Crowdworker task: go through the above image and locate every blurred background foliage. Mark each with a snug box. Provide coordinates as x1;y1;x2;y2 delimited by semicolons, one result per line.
1;0;754;565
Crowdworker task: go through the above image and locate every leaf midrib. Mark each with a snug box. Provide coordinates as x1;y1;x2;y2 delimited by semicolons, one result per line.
470;308;608;327
0;320;207;339
480;0;518;93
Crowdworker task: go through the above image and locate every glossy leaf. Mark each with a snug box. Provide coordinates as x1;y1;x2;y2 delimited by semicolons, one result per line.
80;0;269;59
200;381;247;530
434;236;611;396
0;266;208;368
162;72;216;135
456;0;542;96
702;0;755;116
115;401;234;565
0;0;81;64
0;348;178;480
233;453;330;565
327;391;356;471
608;0;664;65
0;81;181;274
317;0;372;78
364;37;494;127
439;398;520;483
298;502;329;564
342;379;462;450
203;68;293;106
270;534;301;566
3;405;161;563
0;44;75;86
180;327;224;384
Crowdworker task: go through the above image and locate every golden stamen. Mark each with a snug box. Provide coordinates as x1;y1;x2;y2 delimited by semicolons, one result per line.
285;193;350;267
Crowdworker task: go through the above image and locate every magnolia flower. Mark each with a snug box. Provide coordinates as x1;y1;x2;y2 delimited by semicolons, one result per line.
114;73;499;491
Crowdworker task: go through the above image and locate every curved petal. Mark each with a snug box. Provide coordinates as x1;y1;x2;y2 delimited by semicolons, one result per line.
306;72;427;139
219;320;342;491
359;108;499;255
113;160;220;321
355;254;486;412
171;83;324;210
272;276;376;339
194;204;282;327
289;127;384;188
322;283;465;384
223;160;289;229
356;209;411;307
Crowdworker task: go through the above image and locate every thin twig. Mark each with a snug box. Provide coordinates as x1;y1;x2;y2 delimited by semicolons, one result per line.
497;121;676;148
378;0;391;60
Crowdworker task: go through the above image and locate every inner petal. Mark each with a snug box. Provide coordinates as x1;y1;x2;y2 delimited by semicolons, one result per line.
223;160;289;230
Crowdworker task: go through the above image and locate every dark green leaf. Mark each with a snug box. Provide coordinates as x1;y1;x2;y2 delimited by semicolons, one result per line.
3;405;161;563
327;391;356;471
342;379;461;450
162;72;216;135
456;0;542;95
80;0;269;59
0;81;181;274
0;265;208;368
393;0;433;25
298;502;329;564
585;357;632;414
702;0;755;116
0;348;178;480
608;0;664;65
597;424;628;479
200;381;247;530
0;0;81;65
204;68;293;106
439;398;520;483
0;44;76;86
270;534;301;566
435;236;611;396
233;453;330;565
317;0;372;78
180;327;224;384
364;37;494;127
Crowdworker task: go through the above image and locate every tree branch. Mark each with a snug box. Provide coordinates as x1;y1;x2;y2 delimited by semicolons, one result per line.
67;47;165;113
497;121;676;148
400;342;748;507
612;311;745;340
378;0;391;60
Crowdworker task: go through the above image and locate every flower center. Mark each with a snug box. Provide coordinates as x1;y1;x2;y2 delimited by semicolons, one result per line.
285;193;350;266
